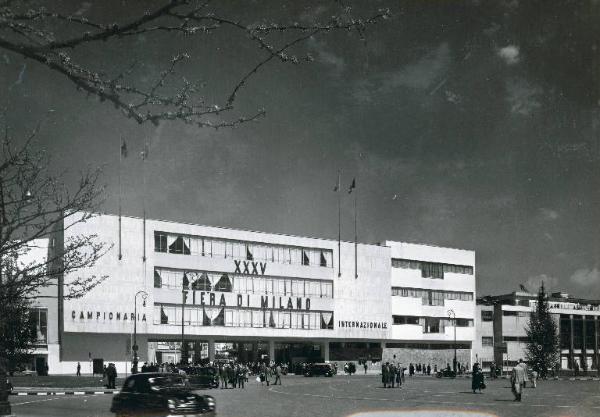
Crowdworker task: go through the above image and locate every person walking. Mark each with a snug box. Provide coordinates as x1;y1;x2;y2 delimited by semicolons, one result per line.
364;362;368;375
531;369;538;388
382;362;389;388
76;362;81;376
395;364;402;387
409;363;414;377
274;364;282;385
219;365;228;389
426;364;431;376
471;363;485;394
511;359;527;401
389;363;396;388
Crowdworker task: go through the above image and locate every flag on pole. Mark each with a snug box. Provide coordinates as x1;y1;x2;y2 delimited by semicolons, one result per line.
348;178;356;194
120;139;128;158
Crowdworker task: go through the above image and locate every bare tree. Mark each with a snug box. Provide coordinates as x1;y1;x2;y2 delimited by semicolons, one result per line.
0;1;390;128
0;120;109;303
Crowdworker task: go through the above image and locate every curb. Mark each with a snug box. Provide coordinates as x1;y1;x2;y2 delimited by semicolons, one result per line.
10;390;118;396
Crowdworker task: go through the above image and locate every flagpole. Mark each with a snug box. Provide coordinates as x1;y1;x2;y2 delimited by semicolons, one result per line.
337;170;341;278
142;143;147;264
118;137;122;260
354;184;357;279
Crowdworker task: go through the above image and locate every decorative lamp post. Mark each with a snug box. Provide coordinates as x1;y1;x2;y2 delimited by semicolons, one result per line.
448;309;457;373
132;290;148;373
181;273;189;365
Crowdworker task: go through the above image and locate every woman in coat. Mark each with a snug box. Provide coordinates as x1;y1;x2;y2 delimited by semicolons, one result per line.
471;363;485;393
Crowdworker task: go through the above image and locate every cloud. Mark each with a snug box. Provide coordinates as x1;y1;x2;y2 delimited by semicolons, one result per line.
539;207;559;221
351;42;450;102
506;78;542;116
524;274;558;292
307;38;345;77
498;45;520;65
570;267;600;287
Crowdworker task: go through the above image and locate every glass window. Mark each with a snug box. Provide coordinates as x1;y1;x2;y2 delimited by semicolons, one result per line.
154;232;167;252
482;337;493;347
481;310;493;322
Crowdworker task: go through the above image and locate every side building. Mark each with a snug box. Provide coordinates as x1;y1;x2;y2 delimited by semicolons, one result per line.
474;291;600;372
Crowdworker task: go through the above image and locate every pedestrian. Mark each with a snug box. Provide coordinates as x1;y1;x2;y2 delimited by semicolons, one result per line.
76;362;81;376
471;363;485;394
433;364;438;375
389;362;396;388
574;360;580;377
531;369;538;388
395;364;402;387
511;359;527;401
364;362;368;374
227;364;235;388
382;362;389;388
274;364;282;385
219;365;228;389
426;364;431;376
237;365;246;389
409;363;414;377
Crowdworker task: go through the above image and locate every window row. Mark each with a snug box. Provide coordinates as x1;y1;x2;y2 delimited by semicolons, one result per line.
391;287;473;305
29;308;48;345
502;311;530;317
154;305;334;330
391;258;474;278
154;232;333;268
154;268;333;298
392;315;473;333
481;310;494;322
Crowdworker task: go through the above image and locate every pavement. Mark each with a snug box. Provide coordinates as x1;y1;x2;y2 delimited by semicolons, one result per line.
8;374;600;417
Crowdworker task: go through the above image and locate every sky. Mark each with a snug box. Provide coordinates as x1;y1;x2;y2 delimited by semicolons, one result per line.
2;0;600;298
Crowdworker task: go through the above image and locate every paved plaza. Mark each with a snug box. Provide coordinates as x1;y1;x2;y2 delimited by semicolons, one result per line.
8;374;600;417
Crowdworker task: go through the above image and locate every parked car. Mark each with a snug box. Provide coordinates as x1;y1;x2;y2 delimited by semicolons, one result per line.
304;363;335;377
436;368;457;378
110;373;215;417
184;367;219;389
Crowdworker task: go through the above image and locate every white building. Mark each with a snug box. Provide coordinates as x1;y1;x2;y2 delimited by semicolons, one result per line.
474;292;600;373
26;212;477;374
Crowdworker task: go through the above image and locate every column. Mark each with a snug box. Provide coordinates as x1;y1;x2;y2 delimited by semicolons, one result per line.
595;317;599;376
323;341;330;362
569;314;574;369
269;340;275;362
582;315;587;371
208;339;215;362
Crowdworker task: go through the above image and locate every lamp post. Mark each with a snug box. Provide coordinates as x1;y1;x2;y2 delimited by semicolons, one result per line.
448;309;457;373
132;290;148;373
181;274;189;365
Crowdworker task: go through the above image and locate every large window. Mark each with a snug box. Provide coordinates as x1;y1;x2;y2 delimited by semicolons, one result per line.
153;231;333;268
392;258;473;276
391;287;473;305
154;304;332;330
30;308;48;345
482;336;493;347
154;267;333;298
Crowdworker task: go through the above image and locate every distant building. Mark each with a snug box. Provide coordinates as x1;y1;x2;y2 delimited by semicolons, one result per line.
24;211;476;374
474;291;600;371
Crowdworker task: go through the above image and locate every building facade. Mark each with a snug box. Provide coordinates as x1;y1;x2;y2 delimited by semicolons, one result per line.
474;292;600;372
28;212;476;374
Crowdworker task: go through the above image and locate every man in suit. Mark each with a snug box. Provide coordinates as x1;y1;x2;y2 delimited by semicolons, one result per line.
511;359;527;401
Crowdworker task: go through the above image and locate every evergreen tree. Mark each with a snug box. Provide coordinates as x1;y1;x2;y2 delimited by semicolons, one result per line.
525;283;559;378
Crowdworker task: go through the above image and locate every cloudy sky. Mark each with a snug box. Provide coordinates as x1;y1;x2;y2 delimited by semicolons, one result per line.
2;0;600;298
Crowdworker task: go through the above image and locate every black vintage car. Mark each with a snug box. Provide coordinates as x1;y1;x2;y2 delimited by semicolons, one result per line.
182;367;219;389
304;363;335;377
110;373;215;417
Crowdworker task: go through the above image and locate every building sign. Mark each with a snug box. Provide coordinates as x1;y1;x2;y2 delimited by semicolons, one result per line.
338;320;388;329
233;260;267;275
71;311;146;322
191;291;311;310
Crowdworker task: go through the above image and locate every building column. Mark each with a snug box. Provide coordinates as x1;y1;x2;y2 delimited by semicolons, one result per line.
268;340;275;363
323;341;330;362
582;315;587;370
595;317;599;376
569;314;574;369
208;339;215;362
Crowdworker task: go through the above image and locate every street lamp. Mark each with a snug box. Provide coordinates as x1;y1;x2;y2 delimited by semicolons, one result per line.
448;309;457;373
181;273;189;365
132;290;148;373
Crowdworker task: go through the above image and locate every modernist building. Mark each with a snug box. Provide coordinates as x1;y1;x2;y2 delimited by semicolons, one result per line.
27;212;476;374
474;291;600;372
